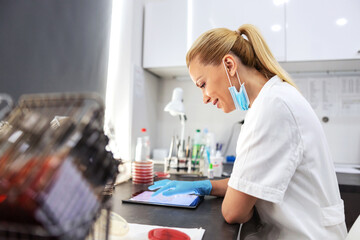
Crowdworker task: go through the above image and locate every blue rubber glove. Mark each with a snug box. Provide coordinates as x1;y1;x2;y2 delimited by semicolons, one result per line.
148;179;212;197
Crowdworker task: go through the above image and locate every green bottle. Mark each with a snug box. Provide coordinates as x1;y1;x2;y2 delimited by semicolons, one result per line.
192;129;202;160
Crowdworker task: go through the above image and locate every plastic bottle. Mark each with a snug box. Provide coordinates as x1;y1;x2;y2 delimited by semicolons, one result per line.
191;129;202;159
135;128;150;161
203;128;216;157
210;156;223;177
208;163;214;179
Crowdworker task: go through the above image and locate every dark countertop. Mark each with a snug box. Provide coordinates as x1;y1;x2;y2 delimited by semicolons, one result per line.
111;164;360;239
337;172;360;193
112;175;239;240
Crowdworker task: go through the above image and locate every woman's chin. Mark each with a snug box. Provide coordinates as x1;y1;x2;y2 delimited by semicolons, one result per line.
222;106;236;113
222;107;231;113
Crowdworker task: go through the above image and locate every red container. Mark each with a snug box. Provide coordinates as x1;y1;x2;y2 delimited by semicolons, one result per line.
132;160;154;185
148;228;190;240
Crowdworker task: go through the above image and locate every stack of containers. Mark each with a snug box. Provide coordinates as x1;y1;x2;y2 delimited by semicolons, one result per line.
132;160;154;185
132;128;154;185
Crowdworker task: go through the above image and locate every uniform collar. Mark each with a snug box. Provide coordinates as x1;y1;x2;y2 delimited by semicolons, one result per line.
249;75;281;109
262;75;282;92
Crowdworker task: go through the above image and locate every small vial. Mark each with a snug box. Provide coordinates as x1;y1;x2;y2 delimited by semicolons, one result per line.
208;163;214;179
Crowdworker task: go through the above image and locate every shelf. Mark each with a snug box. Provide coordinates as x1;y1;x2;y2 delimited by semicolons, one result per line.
146;59;360;79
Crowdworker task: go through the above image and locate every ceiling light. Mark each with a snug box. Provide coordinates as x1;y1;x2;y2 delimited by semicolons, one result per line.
336;18;348;26
273;0;288;6
271;24;282;32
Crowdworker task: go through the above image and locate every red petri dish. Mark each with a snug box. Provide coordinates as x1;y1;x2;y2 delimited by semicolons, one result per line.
133;181;154;185
133;163;153;166
133;177;153;181
133;168;153;172
148;228;190;240
132;174;154;178
132;180;153;184
132;159;154;185
132;168;153;172
133;176;153;179
133;160;153;166
0;195;7;203
132;177;153;181
132;171;154;175
132;174;153;178
133;169;152;172
133;163;153;167
132;176;153;179
133;171;153;175
132;177;154;182
154;172;170;179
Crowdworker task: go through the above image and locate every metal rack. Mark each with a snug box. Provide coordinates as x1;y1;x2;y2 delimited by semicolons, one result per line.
164;156;205;176
0;93;119;240
163;136;206;176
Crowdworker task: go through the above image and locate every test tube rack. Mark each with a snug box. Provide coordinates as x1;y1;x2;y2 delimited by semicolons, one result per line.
164;156;205;176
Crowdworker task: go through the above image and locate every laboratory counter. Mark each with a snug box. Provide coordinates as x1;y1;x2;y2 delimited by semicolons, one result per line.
112;174;240;240
337;172;360;193
112;165;360;237
337;172;360;230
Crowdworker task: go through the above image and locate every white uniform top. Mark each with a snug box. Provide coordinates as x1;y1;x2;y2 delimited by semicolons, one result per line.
228;76;347;239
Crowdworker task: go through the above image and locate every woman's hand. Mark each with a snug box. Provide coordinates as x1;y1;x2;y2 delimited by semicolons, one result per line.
148;179;212;197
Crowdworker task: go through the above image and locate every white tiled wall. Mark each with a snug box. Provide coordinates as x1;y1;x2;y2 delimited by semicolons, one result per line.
154;77;246;157
151;73;360;164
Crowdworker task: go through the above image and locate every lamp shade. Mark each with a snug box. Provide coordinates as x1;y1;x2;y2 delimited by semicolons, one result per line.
164;88;185;116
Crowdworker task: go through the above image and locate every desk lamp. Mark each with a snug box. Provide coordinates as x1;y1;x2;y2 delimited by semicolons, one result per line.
164;88;187;158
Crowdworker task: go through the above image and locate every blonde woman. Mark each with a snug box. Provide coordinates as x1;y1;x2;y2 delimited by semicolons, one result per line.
149;24;347;239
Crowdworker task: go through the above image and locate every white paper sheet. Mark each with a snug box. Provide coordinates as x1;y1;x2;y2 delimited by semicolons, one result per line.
339;77;360;115
294;76;360;117
112;223;205;240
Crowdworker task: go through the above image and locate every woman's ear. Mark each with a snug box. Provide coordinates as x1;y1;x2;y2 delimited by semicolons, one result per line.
222;55;237;77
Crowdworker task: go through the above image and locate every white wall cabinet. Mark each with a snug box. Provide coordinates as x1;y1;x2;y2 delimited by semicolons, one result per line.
286;0;360;61
143;0;360;77
143;0;285;72
143;0;188;68
190;0;286;61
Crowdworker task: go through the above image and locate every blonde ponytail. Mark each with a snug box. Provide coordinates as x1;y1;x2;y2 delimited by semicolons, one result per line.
186;24;297;88
236;24;296;88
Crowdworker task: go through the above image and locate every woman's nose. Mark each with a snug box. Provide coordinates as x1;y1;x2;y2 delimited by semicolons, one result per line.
203;94;211;104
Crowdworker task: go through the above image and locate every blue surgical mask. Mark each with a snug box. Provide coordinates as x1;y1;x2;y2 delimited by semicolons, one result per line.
223;61;249;110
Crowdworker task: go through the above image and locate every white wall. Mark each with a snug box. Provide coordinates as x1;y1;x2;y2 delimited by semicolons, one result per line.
153;73;360;164
154;77;246;157
131;67;159;159
129;0;161;161
292;73;360;164
105;0;161;162
105;0;135;161
113;0;360;165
